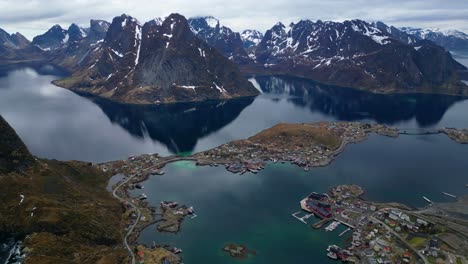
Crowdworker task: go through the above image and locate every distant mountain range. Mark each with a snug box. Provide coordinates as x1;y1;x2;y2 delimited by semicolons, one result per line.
399;27;468;52
1;15;468;103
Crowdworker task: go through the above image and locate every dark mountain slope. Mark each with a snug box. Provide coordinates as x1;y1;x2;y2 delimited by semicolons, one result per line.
54;14;259;104
244;19;467;95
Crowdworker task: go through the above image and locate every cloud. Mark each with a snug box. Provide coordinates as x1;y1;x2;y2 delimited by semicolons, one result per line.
0;0;467;39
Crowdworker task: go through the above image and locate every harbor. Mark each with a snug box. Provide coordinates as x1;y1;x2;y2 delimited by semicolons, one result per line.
293;185;468;263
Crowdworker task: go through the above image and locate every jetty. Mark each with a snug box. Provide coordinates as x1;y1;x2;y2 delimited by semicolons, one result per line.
441;192;457;198
339;228;351;237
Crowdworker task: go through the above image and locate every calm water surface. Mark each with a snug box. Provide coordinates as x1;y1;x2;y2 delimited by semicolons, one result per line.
1;65;468;161
132;133;468;263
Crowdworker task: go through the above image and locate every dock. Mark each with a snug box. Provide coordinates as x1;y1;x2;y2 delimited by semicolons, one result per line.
339;228;351;237
441;192;457;198
422;196;433;204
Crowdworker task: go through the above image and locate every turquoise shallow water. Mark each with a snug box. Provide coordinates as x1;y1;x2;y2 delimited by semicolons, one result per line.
132;134;468;263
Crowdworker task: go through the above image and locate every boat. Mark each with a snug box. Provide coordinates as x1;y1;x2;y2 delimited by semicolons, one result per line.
327;251;338;259
172;247;183;254
441;192;457;198
138;194;147;200
327;245;341;254
422;196;433;203
325;221;340;231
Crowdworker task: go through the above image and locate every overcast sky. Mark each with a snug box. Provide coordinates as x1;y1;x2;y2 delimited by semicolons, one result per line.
1;0;467;39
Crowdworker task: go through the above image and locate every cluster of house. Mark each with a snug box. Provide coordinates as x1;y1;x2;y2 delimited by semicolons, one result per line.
354;220;415;264
382;209;430;233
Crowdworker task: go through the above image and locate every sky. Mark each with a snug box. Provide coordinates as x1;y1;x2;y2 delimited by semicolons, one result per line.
1;0;467;39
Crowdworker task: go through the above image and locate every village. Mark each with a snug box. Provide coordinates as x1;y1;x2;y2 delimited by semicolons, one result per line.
293;185;467;264
194;122;400;174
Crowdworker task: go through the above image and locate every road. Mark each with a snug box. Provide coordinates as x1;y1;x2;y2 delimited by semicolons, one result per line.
370;216;429;264
111;157;195;264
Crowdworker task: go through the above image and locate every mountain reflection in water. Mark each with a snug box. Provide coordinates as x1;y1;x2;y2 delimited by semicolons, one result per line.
255;76;463;127
82;95;255;154
0;64;467;161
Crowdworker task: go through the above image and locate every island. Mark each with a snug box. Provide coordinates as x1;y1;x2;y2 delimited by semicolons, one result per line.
193;122;399;173
222;243;256;259
441;128;468;144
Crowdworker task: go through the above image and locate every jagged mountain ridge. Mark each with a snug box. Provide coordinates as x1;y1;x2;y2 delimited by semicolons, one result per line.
188;16;251;64
241;29;264;49
53;13;259;104
243;19;467;94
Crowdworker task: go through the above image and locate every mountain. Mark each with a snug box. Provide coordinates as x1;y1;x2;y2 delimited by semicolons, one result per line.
400;27;468;52
241;29;264;49
241;29;264;59
0;28;43;61
87;19;111;42
49;20;111;69
372;21;418;44
0;114;128;262
188;16;251;64
244;19;467;95
54;13;259;104
32;24;69;50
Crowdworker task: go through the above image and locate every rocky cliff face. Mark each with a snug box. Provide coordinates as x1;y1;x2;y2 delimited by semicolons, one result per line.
245;19;467;94
188;16;251;64
0;115;35;174
54;14;259;104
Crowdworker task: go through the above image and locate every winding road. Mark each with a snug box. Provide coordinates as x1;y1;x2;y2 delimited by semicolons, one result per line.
111;157;195;264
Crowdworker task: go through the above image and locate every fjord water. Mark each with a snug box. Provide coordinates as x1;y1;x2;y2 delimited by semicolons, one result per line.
1;64;468;262
132;132;468;263
1;65;468;161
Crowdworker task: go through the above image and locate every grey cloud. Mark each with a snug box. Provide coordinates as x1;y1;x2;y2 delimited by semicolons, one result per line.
0;0;466;39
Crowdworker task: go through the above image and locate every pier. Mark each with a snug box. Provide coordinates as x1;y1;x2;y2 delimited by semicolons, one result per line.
339;228;351;237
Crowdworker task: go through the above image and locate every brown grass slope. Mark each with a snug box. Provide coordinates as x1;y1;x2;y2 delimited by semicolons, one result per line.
0;115;127;264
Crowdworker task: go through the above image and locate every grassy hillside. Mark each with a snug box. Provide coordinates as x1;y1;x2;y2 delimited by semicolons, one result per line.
249;123;342;150
0;115;127;263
